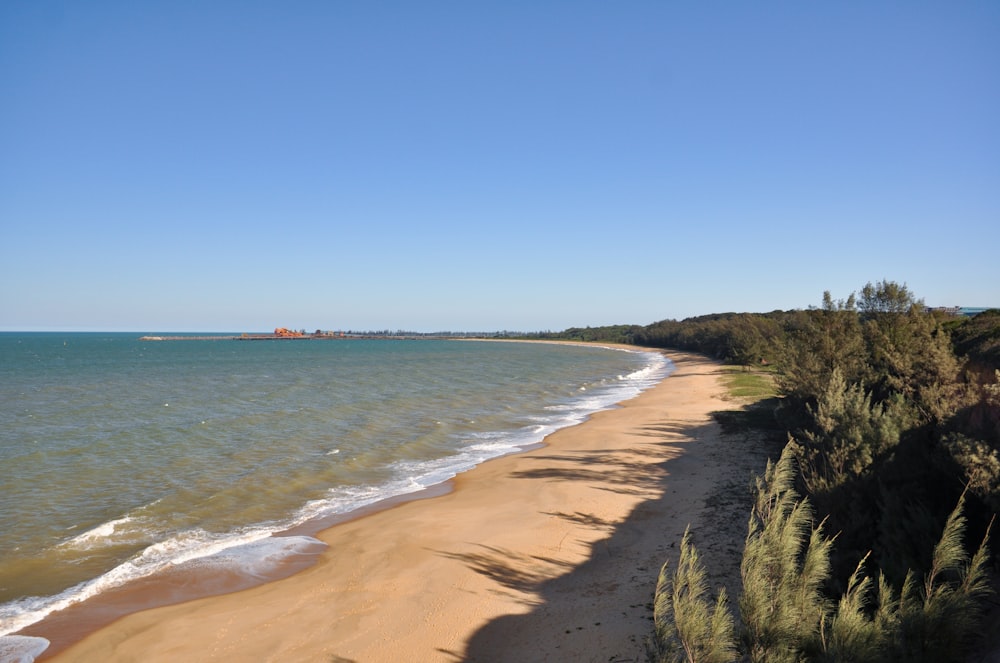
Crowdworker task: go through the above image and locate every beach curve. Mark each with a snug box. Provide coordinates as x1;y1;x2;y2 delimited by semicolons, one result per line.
41;350;753;662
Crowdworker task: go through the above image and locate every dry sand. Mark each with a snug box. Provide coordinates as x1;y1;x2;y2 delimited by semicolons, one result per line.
44;351;776;663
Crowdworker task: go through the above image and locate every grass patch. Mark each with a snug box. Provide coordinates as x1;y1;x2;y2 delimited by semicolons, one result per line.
713;367;783;436
719;365;778;401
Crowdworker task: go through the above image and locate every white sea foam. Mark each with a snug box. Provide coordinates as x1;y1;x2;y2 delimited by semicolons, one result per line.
291;351;671;534
286;351;673;535
0;532;325;638
0;346;673;642
0;635;49;663
60;516;136;548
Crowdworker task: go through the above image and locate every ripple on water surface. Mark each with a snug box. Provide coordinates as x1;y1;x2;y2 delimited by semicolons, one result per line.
0;335;672;642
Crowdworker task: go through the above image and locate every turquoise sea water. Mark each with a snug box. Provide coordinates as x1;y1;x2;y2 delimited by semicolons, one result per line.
0;333;670;655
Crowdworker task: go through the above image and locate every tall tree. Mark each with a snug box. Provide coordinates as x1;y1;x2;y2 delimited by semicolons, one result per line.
857;282;963;421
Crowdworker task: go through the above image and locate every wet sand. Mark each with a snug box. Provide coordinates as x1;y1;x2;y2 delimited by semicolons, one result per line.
43;351;766;662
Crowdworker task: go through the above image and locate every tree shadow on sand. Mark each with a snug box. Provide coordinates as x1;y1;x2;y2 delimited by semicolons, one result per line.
436;402;783;663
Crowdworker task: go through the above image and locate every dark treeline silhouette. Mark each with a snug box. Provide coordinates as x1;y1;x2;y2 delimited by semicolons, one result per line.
536;282;1000;661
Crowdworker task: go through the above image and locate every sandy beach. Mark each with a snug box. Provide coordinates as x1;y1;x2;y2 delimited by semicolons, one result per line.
39;351;772;663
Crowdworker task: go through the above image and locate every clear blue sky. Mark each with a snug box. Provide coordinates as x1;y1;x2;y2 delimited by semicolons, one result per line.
2;2;997;332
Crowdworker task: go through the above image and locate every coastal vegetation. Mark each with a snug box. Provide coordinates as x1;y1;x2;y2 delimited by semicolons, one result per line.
718;366;779;401
538;281;1000;661
650;448;992;663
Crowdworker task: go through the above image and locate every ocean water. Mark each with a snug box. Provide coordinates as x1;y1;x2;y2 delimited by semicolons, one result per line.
0;333;670;656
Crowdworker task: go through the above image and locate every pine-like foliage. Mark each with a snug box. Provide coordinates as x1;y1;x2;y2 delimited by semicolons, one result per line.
821;554;894;662
820;494;993;662
777;305;866;408
648;526;737;663
944;371;1000;511
791;368;912;495
890;494;993;662
859;288;964;423
944;432;1000;510
650;455;993;663
739;447;833;663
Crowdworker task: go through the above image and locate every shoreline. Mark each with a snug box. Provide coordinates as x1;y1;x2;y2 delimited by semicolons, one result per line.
9;340;665;659
33;350;753;662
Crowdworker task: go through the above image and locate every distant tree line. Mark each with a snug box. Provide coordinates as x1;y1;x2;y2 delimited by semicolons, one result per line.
542;282;1000;662
332;329;531;338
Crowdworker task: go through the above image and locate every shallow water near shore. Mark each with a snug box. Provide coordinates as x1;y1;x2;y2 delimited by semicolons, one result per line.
0;333;670;656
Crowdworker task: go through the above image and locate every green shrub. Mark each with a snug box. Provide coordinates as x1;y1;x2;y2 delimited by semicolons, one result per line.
789;368;913;496
739;448;833;663
648;526;737;663
650;453;992;663
887;494;993;662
